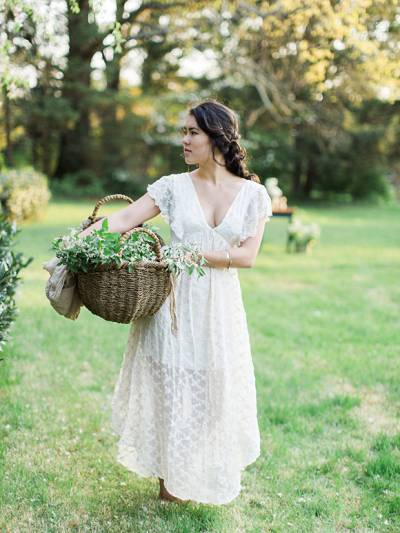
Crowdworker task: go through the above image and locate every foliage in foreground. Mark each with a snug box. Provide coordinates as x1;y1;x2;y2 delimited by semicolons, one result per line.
51;218;207;277
0;216;33;354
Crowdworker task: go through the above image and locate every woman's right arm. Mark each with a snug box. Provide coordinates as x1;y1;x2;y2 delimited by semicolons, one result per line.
78;193;161;238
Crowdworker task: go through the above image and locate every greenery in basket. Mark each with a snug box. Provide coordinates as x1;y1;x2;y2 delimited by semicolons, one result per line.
51;218;208;277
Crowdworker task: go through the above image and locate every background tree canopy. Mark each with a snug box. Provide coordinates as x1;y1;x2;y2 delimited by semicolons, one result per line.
1;0;399;201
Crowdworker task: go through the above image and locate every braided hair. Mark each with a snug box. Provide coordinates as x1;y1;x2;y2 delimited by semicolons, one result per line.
188;98;260;183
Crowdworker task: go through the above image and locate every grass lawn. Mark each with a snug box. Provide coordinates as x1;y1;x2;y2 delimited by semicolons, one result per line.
1;199;399;532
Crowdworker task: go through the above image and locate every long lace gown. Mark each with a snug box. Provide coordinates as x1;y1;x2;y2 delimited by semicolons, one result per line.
110;171;273;505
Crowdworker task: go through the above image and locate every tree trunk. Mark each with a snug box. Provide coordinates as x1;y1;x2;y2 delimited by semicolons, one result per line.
292;126;303;196
100;50;123;177
304;155;317;198
54;0;98;178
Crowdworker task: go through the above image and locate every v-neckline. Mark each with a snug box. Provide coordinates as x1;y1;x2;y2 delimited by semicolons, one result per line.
186;172;248;231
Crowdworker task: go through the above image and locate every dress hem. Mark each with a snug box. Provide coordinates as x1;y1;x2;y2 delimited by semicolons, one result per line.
114;447;261;506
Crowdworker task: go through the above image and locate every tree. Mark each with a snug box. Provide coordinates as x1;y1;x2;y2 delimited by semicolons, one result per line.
194;0;400;197
0;1;38;167
55;0;190;178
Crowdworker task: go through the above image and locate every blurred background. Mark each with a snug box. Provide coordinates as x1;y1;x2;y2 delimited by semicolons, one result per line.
1;3;400;531
1;0;399;204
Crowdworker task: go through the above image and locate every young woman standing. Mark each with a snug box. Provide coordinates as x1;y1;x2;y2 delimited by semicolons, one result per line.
79;98;272;505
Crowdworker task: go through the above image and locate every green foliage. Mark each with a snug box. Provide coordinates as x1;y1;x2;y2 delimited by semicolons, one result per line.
51;218;207;277
0;167;51;223
0;216;33;354
315;122;396;201
3;0;400;206
161;242;208;278
348;164;394;201
49;170;107;200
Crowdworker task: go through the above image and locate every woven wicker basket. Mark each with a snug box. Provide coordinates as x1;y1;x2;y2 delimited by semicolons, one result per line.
76;194;176;328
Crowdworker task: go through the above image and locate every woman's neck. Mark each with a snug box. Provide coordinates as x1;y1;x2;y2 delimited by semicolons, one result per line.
192;161;236;185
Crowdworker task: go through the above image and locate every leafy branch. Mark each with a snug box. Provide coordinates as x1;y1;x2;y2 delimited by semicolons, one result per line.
51;218;208;278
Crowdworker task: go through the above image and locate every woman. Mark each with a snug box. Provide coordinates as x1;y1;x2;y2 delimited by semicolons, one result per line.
79;98;272;505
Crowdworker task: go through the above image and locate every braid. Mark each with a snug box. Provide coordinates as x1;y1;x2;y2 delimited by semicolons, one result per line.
225;140;260;183
189;99;261;183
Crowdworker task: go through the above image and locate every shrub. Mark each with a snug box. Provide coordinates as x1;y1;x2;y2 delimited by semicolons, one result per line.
348;165;395;202
0;167;51;223
49;170;107;200
0;215;34;355
49;169;146;201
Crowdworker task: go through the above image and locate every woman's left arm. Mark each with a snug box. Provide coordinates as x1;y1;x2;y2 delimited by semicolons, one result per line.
200;217;268;269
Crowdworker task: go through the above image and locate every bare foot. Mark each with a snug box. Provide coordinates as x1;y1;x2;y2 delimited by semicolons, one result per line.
158;477;190;503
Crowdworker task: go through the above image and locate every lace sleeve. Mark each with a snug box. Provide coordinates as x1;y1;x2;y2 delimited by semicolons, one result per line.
146;174;184;239
240;185;272;243
147;174;174;225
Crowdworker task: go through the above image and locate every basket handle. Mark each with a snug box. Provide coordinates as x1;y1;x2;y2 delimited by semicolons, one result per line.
82;194;164;262
118;226;164;261
86;194;134;224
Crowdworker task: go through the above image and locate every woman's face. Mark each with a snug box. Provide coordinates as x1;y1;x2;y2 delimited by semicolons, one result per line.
181;114;212;165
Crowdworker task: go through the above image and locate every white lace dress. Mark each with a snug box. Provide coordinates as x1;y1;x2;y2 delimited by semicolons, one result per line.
110;171;272;505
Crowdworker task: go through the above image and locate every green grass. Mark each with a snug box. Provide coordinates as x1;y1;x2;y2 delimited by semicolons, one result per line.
1;199;399;532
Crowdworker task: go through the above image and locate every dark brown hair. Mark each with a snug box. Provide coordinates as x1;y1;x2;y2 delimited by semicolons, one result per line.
188;98;260;183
